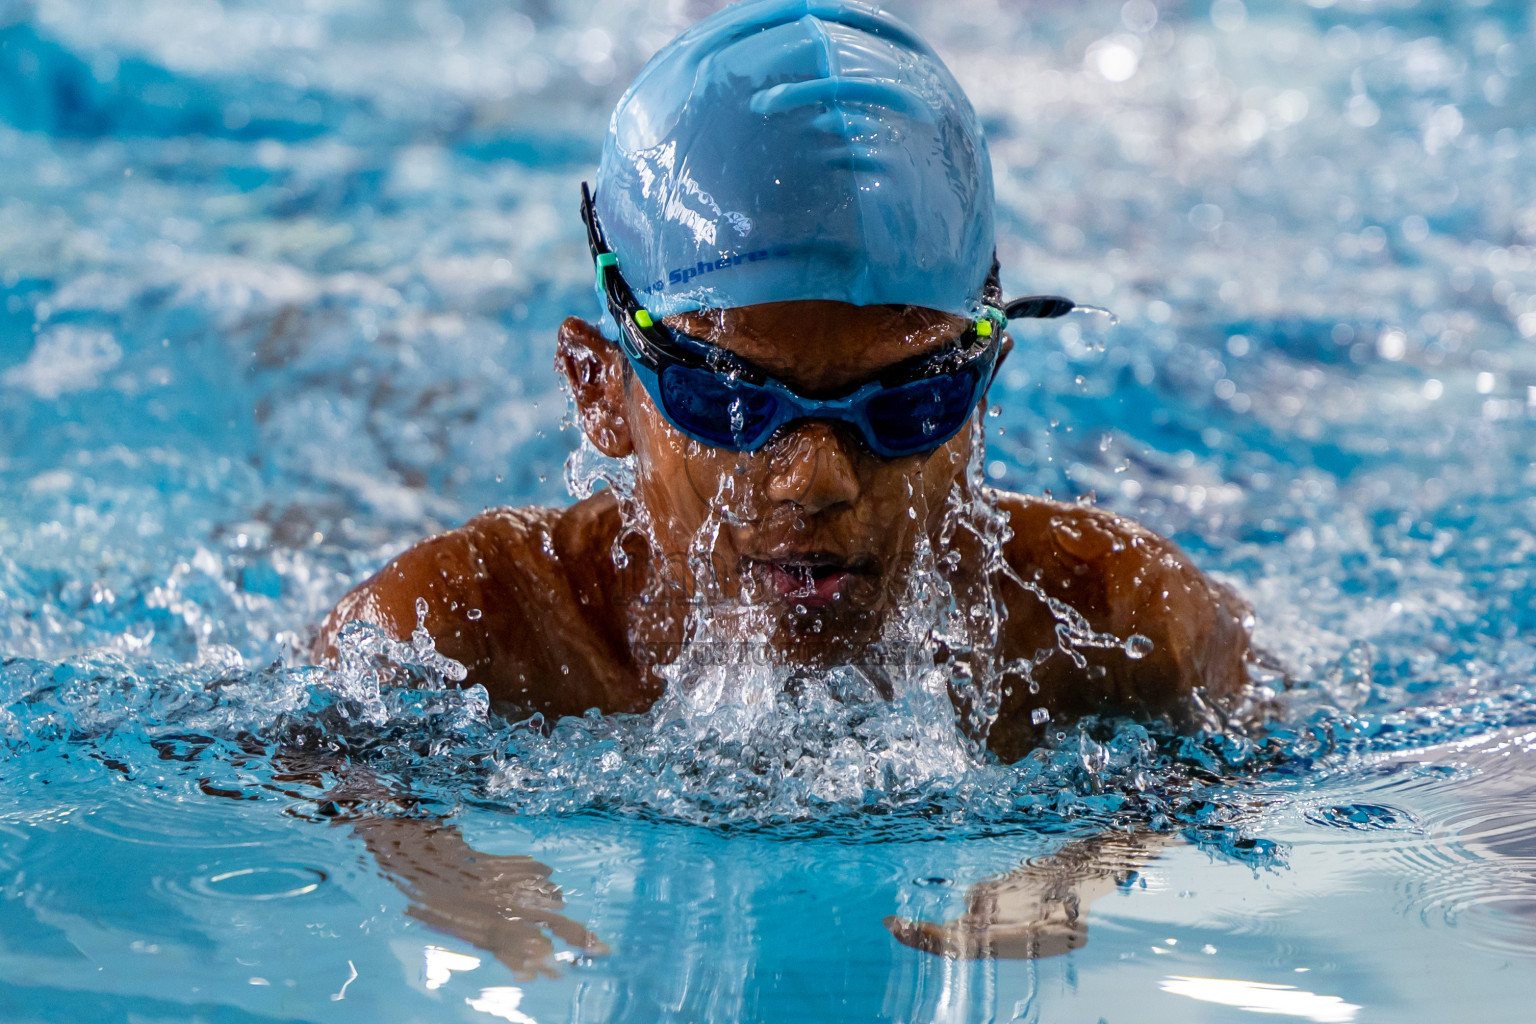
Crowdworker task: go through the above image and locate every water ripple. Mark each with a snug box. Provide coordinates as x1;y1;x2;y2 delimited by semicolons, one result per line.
1302;803;1420;832
187;864;328;902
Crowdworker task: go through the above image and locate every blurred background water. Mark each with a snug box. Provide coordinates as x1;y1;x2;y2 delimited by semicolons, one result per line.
2;1;1536;1021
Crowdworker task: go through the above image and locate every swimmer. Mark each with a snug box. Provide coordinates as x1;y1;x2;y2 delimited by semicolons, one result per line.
313;0;1252;764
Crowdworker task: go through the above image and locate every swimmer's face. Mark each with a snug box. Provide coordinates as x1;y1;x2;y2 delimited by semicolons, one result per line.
558;300;993;659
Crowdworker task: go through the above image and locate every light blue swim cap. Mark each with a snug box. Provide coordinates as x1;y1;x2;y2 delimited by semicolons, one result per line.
594;0;996;328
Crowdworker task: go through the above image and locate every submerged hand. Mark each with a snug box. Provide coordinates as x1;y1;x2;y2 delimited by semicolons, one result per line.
883;881;1091;959
885;831;1167;960
354;815;609;981
277;756;608;980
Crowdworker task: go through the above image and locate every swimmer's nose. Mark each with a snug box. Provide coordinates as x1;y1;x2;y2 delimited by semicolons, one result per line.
764;422;861;514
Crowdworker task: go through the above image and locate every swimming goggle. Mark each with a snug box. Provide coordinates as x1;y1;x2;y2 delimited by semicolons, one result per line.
580;182;1079;458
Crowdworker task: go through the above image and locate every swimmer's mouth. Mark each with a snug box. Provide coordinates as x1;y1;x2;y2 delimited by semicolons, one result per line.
746;553;878;609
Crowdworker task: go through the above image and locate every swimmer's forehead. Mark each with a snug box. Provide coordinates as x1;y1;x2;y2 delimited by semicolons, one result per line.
664;300;970;393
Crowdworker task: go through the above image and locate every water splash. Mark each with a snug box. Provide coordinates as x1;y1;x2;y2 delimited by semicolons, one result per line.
1068;303;1120;327
8;556;1528;861
457;411;1286;833
0;400;1282;844
329;597;468;725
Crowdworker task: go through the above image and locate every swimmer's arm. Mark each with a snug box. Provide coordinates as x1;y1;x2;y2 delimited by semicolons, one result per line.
285;755;607;979
885;829;1174;958
309;510;624;716
991;496;1251;751
310;526;498;677
352;814;608;980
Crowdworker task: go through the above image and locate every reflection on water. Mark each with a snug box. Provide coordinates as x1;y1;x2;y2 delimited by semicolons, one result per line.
2;0;1536;1021
0;716;1530;1021
1159;976;1361;1024
424;946;485;990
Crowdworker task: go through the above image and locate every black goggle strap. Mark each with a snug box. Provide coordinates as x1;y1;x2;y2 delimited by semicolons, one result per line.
581;181;716;372
1001;294;1121;326
1004;295;1077;320
581;183;639;315
953;296;1075;349
977;295;1114;394
972;295;1101;387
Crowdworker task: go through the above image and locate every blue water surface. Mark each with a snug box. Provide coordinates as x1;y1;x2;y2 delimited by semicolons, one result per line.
3;1;1536;1021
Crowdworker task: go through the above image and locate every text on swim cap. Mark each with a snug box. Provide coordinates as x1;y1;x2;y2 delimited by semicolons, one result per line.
644;245;793;294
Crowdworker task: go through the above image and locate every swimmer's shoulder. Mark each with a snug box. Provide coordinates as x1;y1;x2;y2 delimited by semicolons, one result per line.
988;489;1251;718
313;493;633;710
992;492;1216;610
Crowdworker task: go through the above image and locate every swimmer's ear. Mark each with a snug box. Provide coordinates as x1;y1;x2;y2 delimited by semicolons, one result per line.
556;317;633;458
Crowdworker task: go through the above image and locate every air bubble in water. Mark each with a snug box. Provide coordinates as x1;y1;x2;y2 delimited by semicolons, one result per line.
467;608;482;621
1124;634;1154;659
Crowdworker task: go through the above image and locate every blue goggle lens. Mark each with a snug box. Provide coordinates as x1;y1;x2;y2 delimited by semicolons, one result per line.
658;363;780;450
657;360;984;456
864;368;983;456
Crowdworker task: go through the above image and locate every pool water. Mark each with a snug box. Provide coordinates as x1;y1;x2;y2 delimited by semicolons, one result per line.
3;0;1535;1021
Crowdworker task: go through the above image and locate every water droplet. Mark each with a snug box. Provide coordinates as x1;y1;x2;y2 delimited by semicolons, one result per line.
1124;634;1154;659
466;608;482;621
560;664;570;675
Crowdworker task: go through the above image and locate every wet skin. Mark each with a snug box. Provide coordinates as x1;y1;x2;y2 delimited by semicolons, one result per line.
314;300;1252;761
